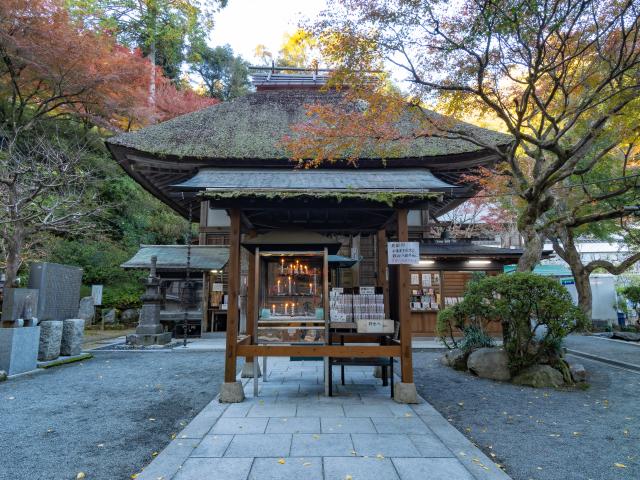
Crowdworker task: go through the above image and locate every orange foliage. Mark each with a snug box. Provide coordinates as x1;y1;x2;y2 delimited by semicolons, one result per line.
0;0;215;133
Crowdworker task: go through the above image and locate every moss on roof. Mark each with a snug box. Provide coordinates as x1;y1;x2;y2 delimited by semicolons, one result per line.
107;90;511;160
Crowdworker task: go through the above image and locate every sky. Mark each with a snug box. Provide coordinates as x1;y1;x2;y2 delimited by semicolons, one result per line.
210;0;329;64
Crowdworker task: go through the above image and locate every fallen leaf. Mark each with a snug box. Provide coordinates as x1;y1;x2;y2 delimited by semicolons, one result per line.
97;443;105;448
458;402;464;407
152;452;158;457
404;413;412;417
345;475;353;480
572;432;581;436
76;473;85;480
131;474;139;479
278;458;286;465
303;462;312;467
312;434;320;440
376;453;384;459
623;430;629;437
614;463;627;468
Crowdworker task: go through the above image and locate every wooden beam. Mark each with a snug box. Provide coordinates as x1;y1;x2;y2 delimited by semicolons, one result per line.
198;200;209;244
224;208;241;382
377;229;390;318
245;242;258;363
237;344;401;358
396;208;414;383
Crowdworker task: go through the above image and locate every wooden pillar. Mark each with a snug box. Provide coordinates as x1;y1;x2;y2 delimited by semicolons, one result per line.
376;229;390;318
396;209;414;384
224;208;241;383
198;200;209;245
245;249;255;362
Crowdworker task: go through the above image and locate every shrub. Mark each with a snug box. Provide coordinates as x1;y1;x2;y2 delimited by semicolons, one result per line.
101;283;143;310
458;325;494;353
437;272;588;375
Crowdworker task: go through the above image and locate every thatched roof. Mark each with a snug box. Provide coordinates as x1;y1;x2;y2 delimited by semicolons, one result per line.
107;90;510;161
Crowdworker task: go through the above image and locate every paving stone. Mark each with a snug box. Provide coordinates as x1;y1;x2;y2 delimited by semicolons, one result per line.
222;402;253;418
211;417;268;435
323;456;400;480
408;434;453;458
372;417;431;434
247;402;297;417
191;435;234;457
266;417;320;434
344;404;395;417
320;417;376;434
290;433;354;457
173;457;253;480
296;404;345;417
392;458;475;480
351;433;421;457
224;434;292;458
248;457;322;480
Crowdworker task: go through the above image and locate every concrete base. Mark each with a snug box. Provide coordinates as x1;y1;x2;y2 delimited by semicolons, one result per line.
240;361;261;378
393;382;419;404
219;381;245;403
0;327;40;376
126;332;172;346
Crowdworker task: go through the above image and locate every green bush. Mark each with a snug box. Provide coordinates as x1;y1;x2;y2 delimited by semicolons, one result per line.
437;272;588;375
101;283;143;310
458;325;494;353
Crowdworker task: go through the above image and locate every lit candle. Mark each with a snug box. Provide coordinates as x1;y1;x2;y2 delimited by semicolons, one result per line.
284;303;288;315
280;258;284;274
309;282;313;295
288;276;292;295
292;303;295;315
272;304;275;316
277;279;281;294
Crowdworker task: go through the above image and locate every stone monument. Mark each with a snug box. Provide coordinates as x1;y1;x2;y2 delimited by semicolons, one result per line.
126;256;172;346
28;262;83;321
0;288;41;376
60;319;85;356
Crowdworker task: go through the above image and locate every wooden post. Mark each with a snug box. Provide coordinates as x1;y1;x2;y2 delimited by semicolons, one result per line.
198;200;209;245
396;209;413;384
245;247;256;363
377;229;390;318
224;208;241;383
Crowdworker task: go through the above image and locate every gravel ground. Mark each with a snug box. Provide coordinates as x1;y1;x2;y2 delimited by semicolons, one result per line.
564;335;640;367
0;351;227;480
413;351;640;480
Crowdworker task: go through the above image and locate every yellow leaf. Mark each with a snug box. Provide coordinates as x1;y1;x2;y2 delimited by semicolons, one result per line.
76;473;86;480
345;475;353;480
278;458;286;465
152;452;158;457
458;402;464;407
614;463;627;468
170;433;176;440
131;474;139;479
303;462;312;467
376;453;384;459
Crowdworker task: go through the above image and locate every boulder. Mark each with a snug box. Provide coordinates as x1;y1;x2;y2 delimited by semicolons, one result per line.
467;348;511;381
441;349;469;371
38;320;63;361
77;296;95;324
612;331;640;342
0;370;7;382
569;362;587;383
512;364;564;388
60;319;85;356
120;308;140;324
102;309;117;325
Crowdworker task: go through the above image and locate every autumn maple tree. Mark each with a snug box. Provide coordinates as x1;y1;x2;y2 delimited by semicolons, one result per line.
0;0;216;286
284;0;640;318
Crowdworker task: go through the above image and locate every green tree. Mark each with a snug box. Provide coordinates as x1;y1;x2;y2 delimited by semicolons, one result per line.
190;44;250;100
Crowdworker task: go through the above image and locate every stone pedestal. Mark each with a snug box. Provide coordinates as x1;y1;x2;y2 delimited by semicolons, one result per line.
38;321;63;361
393;382;419;404
60;319;85;356
0;326;40;375
219;381;245;403
240;361;261;378
127;256;171;346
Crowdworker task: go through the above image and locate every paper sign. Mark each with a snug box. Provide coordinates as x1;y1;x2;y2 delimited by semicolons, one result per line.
91;285;103;306
422;274;431;287
212;283;223;292
360;286;376;295
387;242;420;265
411;274;419;285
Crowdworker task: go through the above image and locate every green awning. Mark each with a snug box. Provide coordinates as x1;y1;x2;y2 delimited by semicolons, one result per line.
121;245;229;271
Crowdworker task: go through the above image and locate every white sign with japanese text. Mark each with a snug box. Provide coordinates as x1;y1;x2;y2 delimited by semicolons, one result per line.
387;242;420;265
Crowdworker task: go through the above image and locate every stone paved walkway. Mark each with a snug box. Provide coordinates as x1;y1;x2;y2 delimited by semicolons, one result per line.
136;358;511;480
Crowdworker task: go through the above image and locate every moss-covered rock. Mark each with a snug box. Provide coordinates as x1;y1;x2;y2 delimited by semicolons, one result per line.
512;365;564;388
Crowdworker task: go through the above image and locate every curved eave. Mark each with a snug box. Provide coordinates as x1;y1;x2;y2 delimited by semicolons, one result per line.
106;141;506;220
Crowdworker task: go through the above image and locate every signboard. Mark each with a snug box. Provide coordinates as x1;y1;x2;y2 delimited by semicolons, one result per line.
387;242;420;265
359;286;376;295
560;278;575;286
211;283;224;292
91;284;103;306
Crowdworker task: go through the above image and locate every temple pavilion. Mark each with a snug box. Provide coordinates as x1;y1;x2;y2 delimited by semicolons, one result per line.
107;68;513;403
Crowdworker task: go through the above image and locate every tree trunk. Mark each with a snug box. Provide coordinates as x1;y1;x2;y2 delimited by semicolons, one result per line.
4;229;23;287
549;228;593;320
517;225;544;271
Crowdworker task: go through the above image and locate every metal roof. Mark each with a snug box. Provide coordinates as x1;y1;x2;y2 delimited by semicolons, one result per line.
121;245;229;271
174;168;458;193
420;242;525;257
